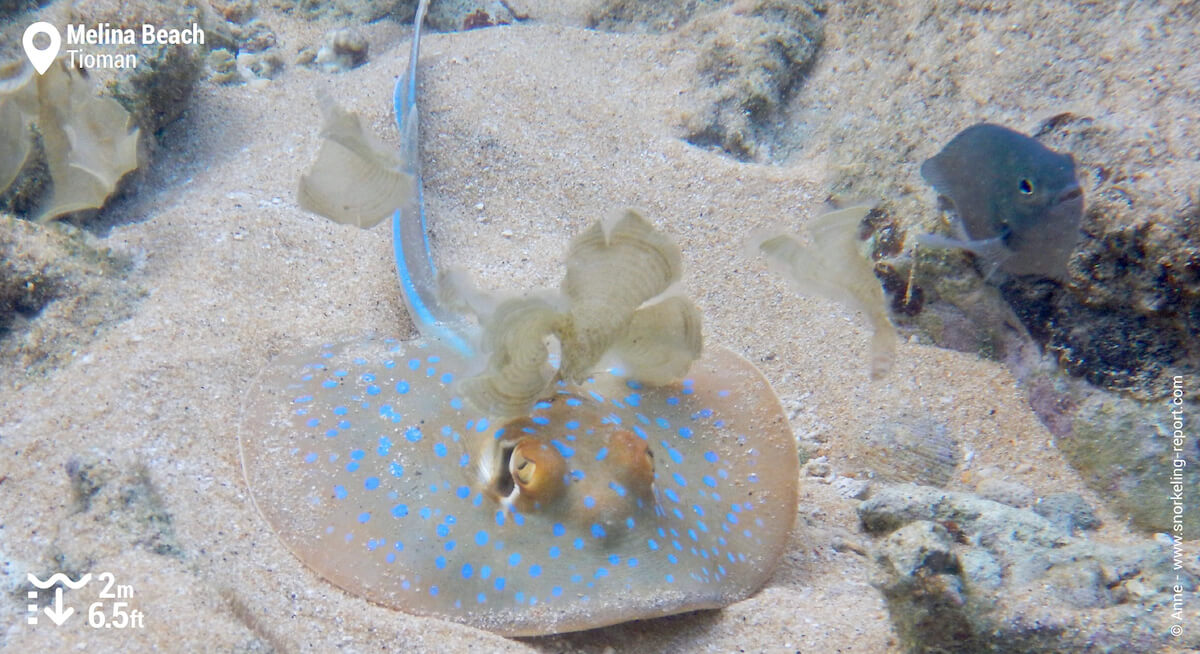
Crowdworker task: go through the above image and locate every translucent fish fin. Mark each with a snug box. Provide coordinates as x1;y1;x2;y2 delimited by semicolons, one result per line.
916;232;1010;281
0;98;31;194
297;94;415;229
33;62;139;222
559;208;686;382
915;232;968;251
612;295;704;384
755;205;897;380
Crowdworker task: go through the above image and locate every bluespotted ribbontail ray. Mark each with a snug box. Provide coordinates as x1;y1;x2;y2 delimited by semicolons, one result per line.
753;205;898;380
240;335;797;636
240;0;798;637
919;123;1084;281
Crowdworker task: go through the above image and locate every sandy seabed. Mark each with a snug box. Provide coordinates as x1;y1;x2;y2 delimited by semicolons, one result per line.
3;1;1198;652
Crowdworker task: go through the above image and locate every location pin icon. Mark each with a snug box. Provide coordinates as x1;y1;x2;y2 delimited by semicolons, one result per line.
23;22;61;75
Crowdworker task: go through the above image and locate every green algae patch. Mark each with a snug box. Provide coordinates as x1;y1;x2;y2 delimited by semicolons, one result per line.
65;456;183;560
0;215;143;386
1060;393;1198;539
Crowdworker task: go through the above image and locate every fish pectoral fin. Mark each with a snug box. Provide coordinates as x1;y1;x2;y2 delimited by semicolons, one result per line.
916;233;1011;281
915;232;967;251
917;232;1008;257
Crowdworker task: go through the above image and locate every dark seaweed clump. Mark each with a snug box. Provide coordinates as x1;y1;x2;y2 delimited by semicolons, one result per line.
1001;274;1198;396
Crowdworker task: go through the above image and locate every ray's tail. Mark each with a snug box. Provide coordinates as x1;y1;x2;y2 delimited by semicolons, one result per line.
392;0;476;357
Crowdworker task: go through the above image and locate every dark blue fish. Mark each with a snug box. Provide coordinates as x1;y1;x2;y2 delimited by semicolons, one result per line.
919;123;1083;280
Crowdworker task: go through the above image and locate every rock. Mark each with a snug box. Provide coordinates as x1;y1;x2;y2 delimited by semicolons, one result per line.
586;0;725;33
210;0;256;23
269;0;402;23
801;456;832;481
0;0;39;20
1053;389;1199;538
1033;492;1101;533
269;0;517;28
232;18;277;54
588;0;824;161
974;477;1035;508
673;0;825;161
425;0;517;31
859;484;1066;547
869;521;974;649
68;0;206;135
832;476;870;500
873;521;960;580
206;48;243;85
62;456;182;560
238;50;285;80
314;27;368;73
860;484;1198;653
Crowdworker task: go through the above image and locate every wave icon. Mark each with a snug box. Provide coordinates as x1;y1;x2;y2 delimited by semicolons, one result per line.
27;572;92;589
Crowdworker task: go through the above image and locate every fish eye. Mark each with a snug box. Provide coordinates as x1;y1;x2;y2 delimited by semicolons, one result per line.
1018;179;1034;194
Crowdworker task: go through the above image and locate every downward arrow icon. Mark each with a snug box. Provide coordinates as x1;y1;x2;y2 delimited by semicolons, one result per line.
43;587;73;626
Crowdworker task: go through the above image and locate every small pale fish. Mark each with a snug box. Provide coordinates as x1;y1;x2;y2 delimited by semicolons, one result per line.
239;336;797;635
919;122;1084;281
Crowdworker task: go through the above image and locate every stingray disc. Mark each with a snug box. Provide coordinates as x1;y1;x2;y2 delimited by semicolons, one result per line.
239;335;797;636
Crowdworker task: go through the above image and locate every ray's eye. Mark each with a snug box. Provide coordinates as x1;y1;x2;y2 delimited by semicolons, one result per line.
1018;178;1034;194
506;438;566;507
513;451;536;486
